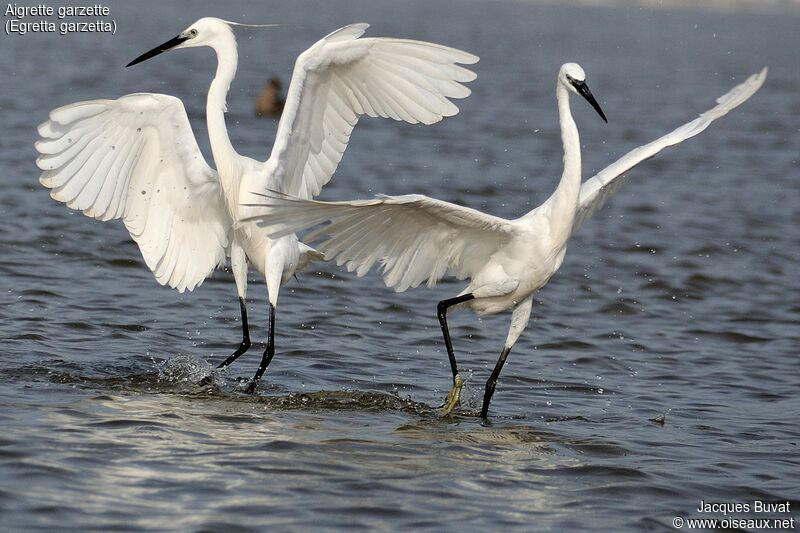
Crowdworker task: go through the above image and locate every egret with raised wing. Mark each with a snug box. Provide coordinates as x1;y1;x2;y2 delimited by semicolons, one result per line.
35;17;478;391
248;64;767;420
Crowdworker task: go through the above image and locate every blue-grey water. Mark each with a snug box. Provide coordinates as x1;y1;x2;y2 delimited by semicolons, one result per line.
1;0;798;531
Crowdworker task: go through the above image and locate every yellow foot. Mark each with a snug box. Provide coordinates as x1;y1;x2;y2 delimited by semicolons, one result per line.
441;374;463;416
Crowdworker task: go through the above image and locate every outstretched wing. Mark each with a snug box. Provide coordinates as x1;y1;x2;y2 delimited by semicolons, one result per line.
245;193;517;292
573;67;767;232
36;94;231;292
269;23;478;199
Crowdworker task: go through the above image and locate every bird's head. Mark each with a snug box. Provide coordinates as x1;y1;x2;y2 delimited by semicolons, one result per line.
126;17;236;67
559;62;607;123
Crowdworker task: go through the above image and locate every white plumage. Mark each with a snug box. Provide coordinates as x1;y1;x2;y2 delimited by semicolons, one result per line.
37;94;230;293
248;65;767;419
271;23;477;200
574;67;767;231
36;17;477;390
257;193;517;293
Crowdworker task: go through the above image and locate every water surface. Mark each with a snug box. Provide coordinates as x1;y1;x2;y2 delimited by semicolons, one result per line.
1;0;798;530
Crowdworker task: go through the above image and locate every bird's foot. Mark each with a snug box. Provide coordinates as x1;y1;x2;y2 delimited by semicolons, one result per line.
243;379;259;395
441;374;463;416
197;375;214;387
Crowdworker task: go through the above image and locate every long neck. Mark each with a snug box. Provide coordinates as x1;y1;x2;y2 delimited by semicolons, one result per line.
543;82;582;237
207;28;239;174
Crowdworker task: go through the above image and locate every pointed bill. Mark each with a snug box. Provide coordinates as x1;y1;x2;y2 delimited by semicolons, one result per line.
572;80;607;123
126;33;190;67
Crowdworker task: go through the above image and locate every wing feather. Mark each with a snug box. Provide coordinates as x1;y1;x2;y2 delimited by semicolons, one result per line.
245;193;517;292
91;136;130;216
36;93;232;292
574;67;767;232
268;24;478;200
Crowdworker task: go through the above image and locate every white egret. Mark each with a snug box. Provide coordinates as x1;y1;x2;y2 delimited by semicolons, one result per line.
247;64;767;420
35;17;478;391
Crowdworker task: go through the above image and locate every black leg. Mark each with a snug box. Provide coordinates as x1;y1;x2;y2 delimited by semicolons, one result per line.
437;293;474;414
481;345;512;421
245;303;276;393
216;297;252;369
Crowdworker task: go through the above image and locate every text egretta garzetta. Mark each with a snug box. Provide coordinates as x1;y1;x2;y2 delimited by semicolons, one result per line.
247;63;767;420
35;17;478;391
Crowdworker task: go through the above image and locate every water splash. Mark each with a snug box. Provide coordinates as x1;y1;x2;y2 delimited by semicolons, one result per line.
154;354;218;391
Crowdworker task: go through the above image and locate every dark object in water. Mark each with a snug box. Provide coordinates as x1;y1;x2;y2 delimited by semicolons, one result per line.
255;77;285;117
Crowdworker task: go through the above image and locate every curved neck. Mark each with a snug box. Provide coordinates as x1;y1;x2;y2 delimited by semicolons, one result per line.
207;27;239;172
544;82;582;236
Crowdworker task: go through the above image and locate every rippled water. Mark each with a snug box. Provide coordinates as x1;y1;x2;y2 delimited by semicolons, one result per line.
1;0;798;530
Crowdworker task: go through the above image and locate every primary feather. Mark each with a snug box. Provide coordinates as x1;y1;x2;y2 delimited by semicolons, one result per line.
573;67;768;231
247;193;516;292
268;23;478;200
37;94;230;293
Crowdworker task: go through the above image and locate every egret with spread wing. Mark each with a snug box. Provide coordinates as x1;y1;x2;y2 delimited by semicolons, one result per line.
247;64;767;420
36;17;478;391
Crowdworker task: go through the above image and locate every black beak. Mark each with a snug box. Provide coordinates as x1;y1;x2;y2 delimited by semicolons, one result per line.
572;80;607;123
126;34;189;67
